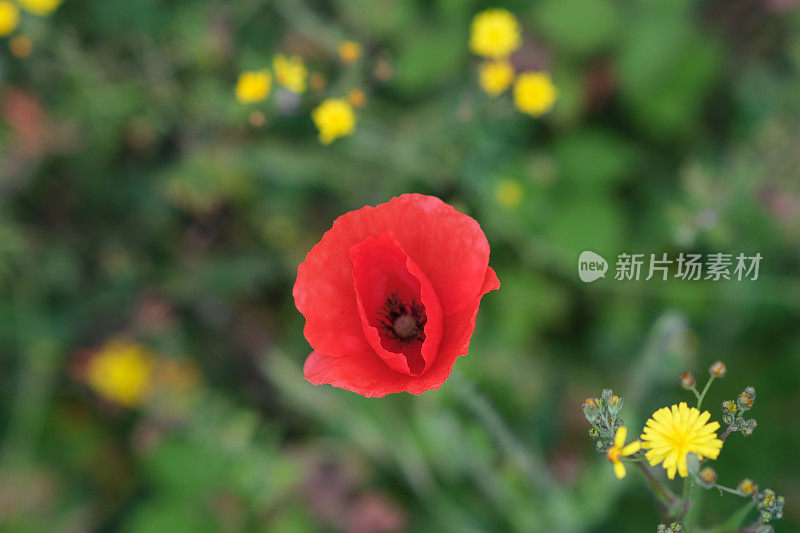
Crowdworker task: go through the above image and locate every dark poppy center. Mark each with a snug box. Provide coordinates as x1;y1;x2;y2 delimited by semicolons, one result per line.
378;291;426;344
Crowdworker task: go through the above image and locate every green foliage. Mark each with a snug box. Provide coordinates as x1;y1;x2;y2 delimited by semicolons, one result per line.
1;0;799;531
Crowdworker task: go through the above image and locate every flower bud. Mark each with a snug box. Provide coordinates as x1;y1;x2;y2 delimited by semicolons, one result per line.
582;397;601;422
680;372;696;390
601;388;613;403
709;361;727;377
588;428;599;439
737;478;758;496
698;467;717;487
757;489;785;523
741;418;757;437
738;386;756;410
607;395;624;415
722;399;737;413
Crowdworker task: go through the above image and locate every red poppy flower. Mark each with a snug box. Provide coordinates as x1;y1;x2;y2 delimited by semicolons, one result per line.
293;194;499;397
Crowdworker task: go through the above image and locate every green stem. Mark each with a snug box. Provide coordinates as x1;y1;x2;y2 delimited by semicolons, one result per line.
696;376;715;409
690;386;701;402
634;461;680;510
621;456;646;463
677;477;692;523
714;483;744;496
683;478;701;531
452;374;554;495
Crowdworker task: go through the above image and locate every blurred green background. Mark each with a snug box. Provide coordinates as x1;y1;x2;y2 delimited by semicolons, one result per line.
1;0;799;531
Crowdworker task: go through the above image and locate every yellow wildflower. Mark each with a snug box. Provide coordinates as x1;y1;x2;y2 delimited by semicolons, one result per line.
85;340;156;407
312;98;356;144
469;8;521;59
348;88;366;108
338;40;362;64
513;71;558;117
235;69;271;104
606;426;642;479
9;35;32;57
495;179;523;209
479;59;515;97
17;0;61;16
273;54;307;94
640;402;724;479
0;1;19;37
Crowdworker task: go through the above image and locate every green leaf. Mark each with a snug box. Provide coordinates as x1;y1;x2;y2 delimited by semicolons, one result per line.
532;0;621;56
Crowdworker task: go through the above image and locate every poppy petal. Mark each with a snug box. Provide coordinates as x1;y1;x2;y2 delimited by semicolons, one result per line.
293;194;490;357
350;232;442;375
303;266;499;396
367;194;491;316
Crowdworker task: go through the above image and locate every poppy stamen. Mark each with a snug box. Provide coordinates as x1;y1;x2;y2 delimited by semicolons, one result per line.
378;291;426;344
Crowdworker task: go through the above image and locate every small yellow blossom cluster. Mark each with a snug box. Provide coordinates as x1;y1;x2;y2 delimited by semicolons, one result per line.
311;98;356;144
84;339;156;407
235;42;366;144
0;0;61;57
469;8;558;116
273;54;307;93
81;338;200;408
235;69;272;104
235;53;309;104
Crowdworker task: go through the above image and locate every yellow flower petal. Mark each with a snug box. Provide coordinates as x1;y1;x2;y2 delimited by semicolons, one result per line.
615;426;627;448
622;441;641;455
613;460;626;479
